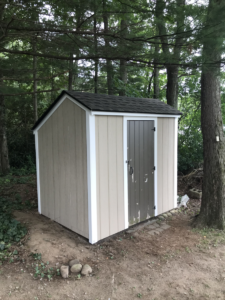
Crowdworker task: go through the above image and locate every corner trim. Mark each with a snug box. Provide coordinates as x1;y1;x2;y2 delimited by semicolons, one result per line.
34;131;41;214
86;112;97;244
174;118;178;208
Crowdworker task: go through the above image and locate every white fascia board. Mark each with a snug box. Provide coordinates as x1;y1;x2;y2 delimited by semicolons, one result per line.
33;93;90;133
92;111;181;118
86;112;97;244
34;131;41;214
174;118;178;208
123;116;158;228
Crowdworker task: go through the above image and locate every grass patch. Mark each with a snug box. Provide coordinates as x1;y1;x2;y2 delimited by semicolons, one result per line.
193;227;225;250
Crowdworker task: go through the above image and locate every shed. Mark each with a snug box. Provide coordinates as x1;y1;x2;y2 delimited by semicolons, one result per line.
32;91;182;244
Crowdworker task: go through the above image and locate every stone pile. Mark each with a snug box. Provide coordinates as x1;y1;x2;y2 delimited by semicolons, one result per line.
60;259;92;279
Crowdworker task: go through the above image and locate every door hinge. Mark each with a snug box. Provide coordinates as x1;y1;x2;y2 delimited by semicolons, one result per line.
154;206;156;210
152;127;156;132
153;166;156;171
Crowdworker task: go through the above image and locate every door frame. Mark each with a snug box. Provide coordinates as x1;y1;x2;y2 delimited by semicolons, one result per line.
123;116;158;229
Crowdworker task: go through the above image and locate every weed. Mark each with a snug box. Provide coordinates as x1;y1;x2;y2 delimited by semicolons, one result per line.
137;293;142;298
31;253;42;260
30;254;61;280
185;247;191;253
193;227;225;249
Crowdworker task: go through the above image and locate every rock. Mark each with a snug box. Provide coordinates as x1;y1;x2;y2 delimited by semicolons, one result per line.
71;264;82;273
81;264;92;276
60;265;69;279
69;259;80;267
158;215;165;220
188;188;202;199
153;223;160;228
133;232;139;237
148;219;157;225
167;212;173;217
160;224;171;230
147;224;156;230
151;230;160;235
126;229;136;234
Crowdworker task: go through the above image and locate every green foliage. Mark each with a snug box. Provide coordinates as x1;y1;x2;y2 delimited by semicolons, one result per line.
0;173;34;186
0;197;27;250
30;253;60;280
178;76;203;173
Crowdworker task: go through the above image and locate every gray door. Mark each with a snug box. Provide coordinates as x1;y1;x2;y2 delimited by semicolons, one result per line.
127;120;155;225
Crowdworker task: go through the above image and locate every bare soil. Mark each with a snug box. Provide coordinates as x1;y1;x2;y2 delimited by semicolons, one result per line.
1;177;225;300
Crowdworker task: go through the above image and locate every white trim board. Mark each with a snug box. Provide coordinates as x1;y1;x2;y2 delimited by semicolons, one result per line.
174;118;178;208
123;116;158;229
33;94;89;133
92;111;181;118
86;112;97;244
34;131;41;214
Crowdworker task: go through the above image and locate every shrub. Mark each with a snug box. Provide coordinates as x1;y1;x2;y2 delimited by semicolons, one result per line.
0;197;27;250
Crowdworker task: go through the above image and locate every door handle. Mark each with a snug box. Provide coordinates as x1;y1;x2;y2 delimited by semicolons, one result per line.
129;166;134;175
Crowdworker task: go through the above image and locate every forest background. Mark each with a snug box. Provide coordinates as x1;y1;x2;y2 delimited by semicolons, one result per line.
0;0;224;175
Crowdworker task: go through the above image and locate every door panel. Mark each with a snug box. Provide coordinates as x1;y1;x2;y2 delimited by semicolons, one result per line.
128;120;154;225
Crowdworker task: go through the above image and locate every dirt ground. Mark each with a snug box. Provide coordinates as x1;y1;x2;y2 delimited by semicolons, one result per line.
1;176;225;300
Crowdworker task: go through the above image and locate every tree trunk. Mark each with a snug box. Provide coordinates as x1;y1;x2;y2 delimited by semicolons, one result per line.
153;41;159;99
148;71;154;97
119;19;127;96
68;53;73;90
196;0;225;229
33;37;38;122
155;0;185;108
0;93;10;174
0;3;10;174
103;0;114;95
94;16;98;94
166;65;179;107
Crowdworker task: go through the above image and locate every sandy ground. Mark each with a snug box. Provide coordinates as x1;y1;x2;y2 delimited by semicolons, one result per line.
1;205;225;300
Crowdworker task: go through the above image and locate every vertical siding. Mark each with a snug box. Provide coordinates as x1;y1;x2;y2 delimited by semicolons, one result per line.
157;118;175;214
38;98;89;238
95;116;125;240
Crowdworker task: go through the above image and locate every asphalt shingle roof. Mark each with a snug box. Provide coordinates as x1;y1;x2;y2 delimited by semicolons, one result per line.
32;90;182;130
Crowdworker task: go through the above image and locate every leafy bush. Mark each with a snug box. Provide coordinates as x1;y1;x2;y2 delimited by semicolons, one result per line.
178;126;203;173
178;77;203;173
0;197;27;250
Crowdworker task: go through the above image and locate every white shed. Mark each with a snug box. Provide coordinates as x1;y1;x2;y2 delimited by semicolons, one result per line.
32;91;182;244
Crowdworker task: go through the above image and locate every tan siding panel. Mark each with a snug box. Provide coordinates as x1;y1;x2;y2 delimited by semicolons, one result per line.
117;118;125;231
46;117;54;220
52;109;60;223
167;119;174;211
38;98;89;239
157;118;175;215
95;116;125;240
98;116;110;239
69;103;78;232
108;117;118;235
